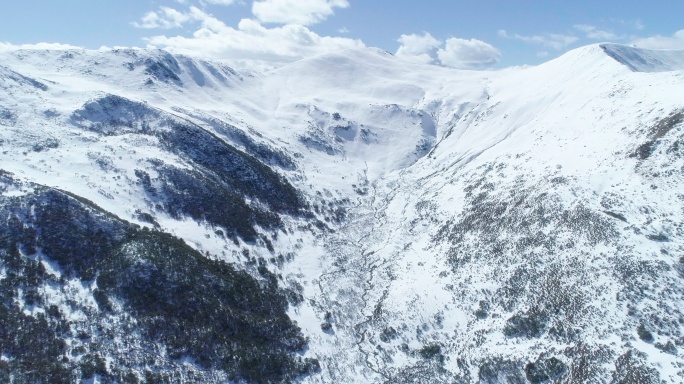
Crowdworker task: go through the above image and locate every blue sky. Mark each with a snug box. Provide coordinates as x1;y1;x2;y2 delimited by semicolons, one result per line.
1;0;683;69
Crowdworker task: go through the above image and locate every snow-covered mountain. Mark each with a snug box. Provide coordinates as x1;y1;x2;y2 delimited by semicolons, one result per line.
0;42;683;383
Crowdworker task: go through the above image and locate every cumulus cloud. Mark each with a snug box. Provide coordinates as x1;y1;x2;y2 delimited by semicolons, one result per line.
395;32;441;65
201;0;239;5
0;42;84;52
133;6;193;29
252;0;349;25
631;29;684;50
143;7;364;67
498;29;578;50
395;33;500;69
135;4;498;70
573;24;617;40
437;38;501;69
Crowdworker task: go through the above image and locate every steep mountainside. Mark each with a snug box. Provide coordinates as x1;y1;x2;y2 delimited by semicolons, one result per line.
0;43;683;383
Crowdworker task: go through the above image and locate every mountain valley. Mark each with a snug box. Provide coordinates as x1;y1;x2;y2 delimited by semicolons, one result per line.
0;43;683;383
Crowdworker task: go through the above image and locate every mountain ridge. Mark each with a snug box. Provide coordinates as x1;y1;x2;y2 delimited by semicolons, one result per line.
0;42;683;382
601;43;684;72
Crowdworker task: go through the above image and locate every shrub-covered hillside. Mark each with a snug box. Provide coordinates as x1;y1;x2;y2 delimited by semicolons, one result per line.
0;174;318;383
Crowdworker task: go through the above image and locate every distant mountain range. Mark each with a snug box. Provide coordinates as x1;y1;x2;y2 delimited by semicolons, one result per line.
0;42;683;383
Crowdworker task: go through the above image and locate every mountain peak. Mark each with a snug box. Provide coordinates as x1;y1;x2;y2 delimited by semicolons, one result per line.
600;43;684;72
1;41;684;383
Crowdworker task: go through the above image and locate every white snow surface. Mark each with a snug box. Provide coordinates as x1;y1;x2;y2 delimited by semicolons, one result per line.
601;43;684;72
1;43;684;382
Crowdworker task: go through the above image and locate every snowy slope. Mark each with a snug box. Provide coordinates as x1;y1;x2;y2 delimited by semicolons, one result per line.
0;43;683;383
315;44;684;383
601;43;684;72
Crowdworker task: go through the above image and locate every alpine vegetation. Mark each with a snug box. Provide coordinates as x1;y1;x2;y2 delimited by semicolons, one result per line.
0;42;683;382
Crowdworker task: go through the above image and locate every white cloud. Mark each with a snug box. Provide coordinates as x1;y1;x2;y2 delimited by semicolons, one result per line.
338;26;350;34
252;0;349;25
498;29;578;50
144;7;364;67
0;42;83;52
437;38;500;69
200;0;240;5
395;33;499;69
573;24;617;40
617;19;645;31
136;5;498;70
395;32;441;65
133;6;193;29
631;29;684;50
